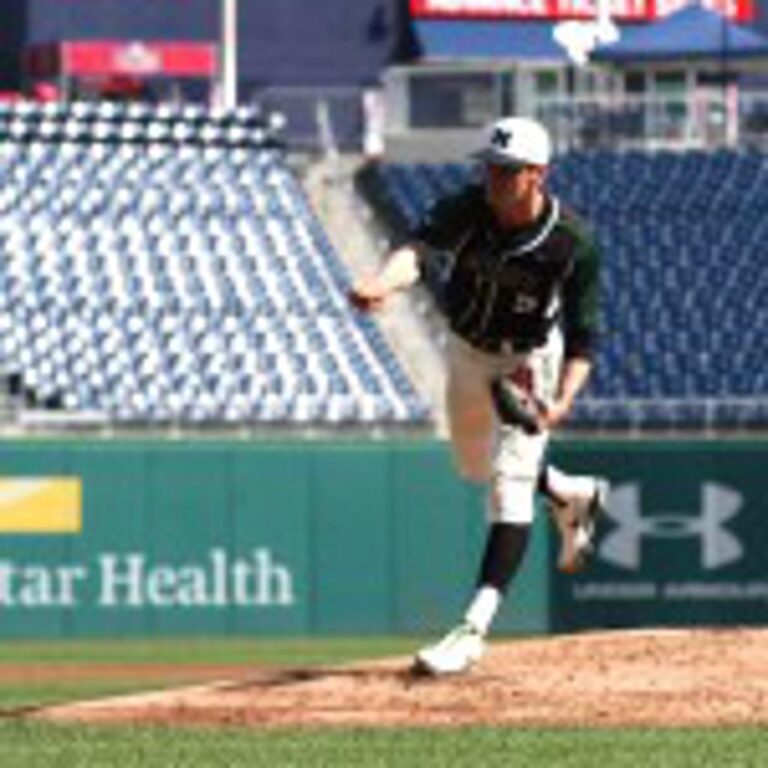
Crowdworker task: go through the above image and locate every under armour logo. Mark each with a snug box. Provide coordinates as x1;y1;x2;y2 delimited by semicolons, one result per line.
600;483;744;571
491;127;511;148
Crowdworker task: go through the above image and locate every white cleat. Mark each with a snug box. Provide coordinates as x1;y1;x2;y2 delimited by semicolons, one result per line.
412;622;486;677
550;478;610;573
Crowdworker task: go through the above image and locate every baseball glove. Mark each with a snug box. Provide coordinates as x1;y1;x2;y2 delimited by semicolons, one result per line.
489;376;544;435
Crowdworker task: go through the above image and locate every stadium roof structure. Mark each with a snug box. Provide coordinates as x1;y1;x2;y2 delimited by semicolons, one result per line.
592;3;768;64
414;20;569;61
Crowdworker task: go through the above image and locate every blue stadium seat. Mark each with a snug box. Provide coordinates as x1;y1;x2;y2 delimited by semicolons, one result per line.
0;102;430;428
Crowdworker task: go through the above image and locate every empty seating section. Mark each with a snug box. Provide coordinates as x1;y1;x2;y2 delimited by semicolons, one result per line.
0;100;273;148
0;102;429;426
362;152;768;429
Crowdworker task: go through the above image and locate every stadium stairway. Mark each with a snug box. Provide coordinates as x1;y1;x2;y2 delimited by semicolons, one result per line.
302;154;448;435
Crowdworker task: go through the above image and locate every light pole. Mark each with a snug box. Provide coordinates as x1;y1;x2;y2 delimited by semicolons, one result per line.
219;0;238;109
719;7;737;145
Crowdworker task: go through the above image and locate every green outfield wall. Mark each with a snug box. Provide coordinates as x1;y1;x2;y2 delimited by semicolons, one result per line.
0;439;765;638
550;440;768;631
0;440;547;638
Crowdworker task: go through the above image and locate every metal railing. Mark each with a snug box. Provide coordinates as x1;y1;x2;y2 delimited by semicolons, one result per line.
250;85;365;152
573;397;768;435
535;90;768;151
380;59;768;153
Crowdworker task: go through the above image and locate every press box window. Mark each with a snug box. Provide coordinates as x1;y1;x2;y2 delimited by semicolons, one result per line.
409;72;498;129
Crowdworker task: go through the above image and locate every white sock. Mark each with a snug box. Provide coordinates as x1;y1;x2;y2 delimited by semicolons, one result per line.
463;585;502;636
545;466;596;501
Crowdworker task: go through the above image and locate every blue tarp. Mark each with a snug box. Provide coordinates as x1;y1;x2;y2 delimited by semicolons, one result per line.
593;4;768;63
415;20;568;61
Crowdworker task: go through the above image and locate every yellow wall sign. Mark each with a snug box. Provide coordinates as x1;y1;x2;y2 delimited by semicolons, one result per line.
0;478;82;534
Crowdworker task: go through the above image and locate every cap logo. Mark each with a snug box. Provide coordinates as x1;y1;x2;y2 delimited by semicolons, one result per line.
491;127;511;149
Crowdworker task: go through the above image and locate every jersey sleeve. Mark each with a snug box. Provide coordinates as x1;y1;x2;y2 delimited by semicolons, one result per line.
410;185;478;251
562;227;600;359
403;186;478;298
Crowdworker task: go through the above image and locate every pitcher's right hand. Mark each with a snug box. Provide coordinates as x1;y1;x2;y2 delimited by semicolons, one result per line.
348;276;391;313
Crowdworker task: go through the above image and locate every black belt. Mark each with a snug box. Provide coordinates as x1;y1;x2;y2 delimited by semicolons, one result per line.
469;336;540;355
454;311;560;356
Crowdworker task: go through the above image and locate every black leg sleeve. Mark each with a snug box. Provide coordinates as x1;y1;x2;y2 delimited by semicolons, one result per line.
476;522;531;595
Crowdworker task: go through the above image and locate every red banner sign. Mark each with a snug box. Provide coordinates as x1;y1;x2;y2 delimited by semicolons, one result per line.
411;0;754;22
25;41;218;80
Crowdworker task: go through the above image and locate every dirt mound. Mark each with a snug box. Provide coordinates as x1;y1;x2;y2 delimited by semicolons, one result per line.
31;628;768;728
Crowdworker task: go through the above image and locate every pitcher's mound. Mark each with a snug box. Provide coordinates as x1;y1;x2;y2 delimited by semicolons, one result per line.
32;628;768;728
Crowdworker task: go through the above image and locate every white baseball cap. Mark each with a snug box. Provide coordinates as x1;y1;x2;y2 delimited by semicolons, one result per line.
471;117;552;168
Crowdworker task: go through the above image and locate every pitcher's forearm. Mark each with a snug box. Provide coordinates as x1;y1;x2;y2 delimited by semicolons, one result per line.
376;245;422;293
349;244;423;312
557;357;592;409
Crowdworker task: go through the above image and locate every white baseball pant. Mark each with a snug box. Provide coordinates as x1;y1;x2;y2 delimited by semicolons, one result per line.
445;327;564;525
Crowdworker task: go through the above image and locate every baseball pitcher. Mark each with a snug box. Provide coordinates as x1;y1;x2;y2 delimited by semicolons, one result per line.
350;117;609;676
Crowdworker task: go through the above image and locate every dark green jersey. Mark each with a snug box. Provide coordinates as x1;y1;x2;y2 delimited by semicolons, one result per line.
413;184;600;359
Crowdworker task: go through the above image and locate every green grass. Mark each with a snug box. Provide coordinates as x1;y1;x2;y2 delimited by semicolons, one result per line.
0;723;766;768
0;639;765;767
0;636;416;667
0;637;416;710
